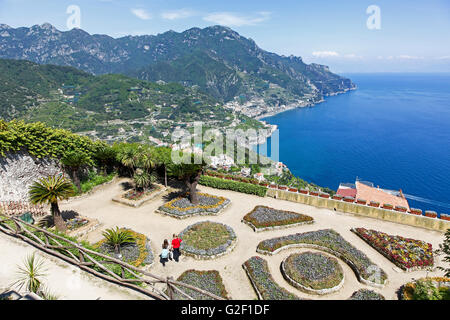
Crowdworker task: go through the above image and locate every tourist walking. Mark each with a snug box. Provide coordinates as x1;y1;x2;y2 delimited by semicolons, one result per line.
160;239;170;267
171;234;182;262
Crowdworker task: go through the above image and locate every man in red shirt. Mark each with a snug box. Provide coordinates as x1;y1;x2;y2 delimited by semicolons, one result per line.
171;234;182;262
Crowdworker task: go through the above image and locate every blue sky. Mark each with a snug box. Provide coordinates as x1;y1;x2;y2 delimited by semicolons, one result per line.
1;0;449;72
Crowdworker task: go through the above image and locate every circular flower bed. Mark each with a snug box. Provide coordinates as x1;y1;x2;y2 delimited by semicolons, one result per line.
348;289;385;300
172;270;229;300
243;206;314;232
94;228;154;267
158;193;230;219
180;221;237;259
281;252;344;295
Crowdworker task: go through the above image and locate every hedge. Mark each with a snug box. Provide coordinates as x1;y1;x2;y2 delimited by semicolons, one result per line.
199;175;267;197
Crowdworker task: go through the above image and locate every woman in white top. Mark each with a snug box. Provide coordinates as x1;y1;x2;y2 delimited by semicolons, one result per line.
160;239;170;267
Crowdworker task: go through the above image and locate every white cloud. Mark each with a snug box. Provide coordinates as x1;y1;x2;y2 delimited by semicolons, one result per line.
161;9;195;20
383;55;424;60
131;8;151;20
436;55;450;60
312;51;340;58
397;55;424;60
203;11;271;27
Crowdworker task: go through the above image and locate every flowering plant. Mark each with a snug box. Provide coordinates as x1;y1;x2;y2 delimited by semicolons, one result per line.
353;228;434;270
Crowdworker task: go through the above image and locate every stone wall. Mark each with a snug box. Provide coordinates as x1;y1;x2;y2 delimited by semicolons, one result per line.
0;152;62;201
267;189;450;232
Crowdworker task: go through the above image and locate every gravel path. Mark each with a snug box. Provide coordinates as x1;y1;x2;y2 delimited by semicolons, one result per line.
51;178;447;300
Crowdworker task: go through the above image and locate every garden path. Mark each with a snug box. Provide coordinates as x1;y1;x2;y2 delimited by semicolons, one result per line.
59;178;446;300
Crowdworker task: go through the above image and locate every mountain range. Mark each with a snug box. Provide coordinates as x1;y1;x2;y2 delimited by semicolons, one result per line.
0;23;355;106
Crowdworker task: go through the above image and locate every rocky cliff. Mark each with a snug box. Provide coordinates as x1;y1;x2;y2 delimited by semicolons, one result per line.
0;151;62;202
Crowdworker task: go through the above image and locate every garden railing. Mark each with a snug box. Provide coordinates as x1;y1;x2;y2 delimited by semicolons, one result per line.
0;215;225;301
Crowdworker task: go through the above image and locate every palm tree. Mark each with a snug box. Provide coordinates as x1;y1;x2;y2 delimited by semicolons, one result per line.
133;169;157;191
167;155;205;205
117;146;139;177
102;227;136;255
29;175;74;231
94;144;116;176
12;253;58;300
152;147;172;187
13;253;46;294
61;151;91;193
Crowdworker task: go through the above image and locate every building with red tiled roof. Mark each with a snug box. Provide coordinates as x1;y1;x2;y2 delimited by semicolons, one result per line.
355;181;410;211
337;183;357;198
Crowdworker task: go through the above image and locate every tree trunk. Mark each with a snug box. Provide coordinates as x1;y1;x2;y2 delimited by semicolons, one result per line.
51;202;66;232
72;169;81;193
189;181;199;205
187;171;202;205
164;166;168;187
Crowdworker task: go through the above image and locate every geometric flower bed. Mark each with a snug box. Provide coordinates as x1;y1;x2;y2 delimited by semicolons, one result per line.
179;221;237;260
122;186;162;201
257;229;388;286
66;217;89;230
242;206;314;232
93;228;154;267
172;270;230;300
281;252;344;295
158;193;230;219
399;277;450;300
348;289;385;300
243;256;301;300
352;228;434;271
113;184;165;208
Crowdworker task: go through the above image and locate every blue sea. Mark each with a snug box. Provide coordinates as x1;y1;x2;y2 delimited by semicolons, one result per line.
260;73;450;215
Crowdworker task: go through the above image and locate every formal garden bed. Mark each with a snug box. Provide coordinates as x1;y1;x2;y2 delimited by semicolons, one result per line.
112;184;165;208
172;270;230;300
281;252;344;295
93;228;154;267
242;206;314;232
65;216;100;238
256;229;388;287
158;193;230;219
352;228;434;271
179;221;237;259
348;289;385;300
399;277;450;300
243;256;300;300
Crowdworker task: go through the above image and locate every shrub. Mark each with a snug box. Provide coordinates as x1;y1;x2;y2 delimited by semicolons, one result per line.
349;289;385;300
199;175;267;197
101;227;136;254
